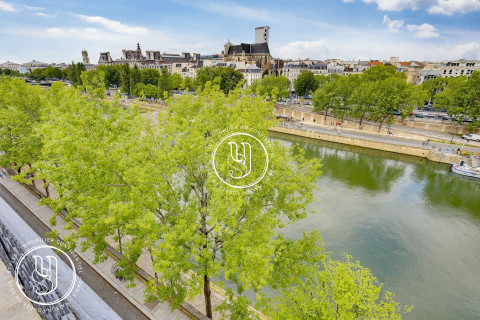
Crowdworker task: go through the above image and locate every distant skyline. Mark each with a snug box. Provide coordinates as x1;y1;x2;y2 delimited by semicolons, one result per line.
1;0;480;63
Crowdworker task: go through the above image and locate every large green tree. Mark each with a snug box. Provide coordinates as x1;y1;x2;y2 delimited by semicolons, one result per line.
254;75;290;100
294;71;319;97
435;72;480;132
195;66;244;94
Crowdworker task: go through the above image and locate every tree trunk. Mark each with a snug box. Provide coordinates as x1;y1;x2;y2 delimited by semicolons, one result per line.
43;179;50;198
378;120;384;133
203;274;213;319
359;115;364;129
324;110;328;124
117;228;123;255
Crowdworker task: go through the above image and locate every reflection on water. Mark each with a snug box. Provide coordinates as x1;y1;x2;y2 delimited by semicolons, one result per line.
270;131;480;320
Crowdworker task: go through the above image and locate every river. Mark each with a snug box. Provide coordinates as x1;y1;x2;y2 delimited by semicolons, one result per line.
271;131;480;320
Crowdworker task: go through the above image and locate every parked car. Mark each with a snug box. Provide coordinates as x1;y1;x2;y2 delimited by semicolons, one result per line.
462;134;480;142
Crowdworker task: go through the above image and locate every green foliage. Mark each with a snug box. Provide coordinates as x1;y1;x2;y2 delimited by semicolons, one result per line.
253;75;290;100
140;68;160;86
29;67;63;81
294;71;319;97
120;63;131;96
158;68;173;98
362;65;398;82
266;253;411;320
171;73;183;90
0;77;410;319
0;68;21;77
422;77;448;105
195;66;244;94
81;69;106;99
435;72;480;131
64;62;86;87
0;77;44;169
130;65;141;92
180;76;195;91
313;66;427;131
98;65;122;88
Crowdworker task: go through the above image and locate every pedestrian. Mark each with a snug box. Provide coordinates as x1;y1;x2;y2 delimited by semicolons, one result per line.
2;168;7;177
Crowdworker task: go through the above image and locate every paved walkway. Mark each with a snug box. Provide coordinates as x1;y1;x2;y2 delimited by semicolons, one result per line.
0;258;42;320
277;104;480;150
0;176;191;320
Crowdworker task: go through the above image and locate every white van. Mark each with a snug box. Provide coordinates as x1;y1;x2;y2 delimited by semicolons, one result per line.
462;134;480;142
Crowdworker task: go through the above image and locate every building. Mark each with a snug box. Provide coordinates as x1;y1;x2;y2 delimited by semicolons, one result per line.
222;26;272;69
416;69;442;84
23;60;49;73
255;26;270;44
243;64;262;86
0;61;23;73
439;59;480;78
283;61;309;91
97;43;200;68
309;62;328;75
396;61;425;84
82;50;90;64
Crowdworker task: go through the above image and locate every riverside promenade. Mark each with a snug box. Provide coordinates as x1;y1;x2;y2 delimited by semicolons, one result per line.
0;176;196;320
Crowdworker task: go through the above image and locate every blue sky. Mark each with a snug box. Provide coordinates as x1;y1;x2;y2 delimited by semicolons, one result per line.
1;0;480;63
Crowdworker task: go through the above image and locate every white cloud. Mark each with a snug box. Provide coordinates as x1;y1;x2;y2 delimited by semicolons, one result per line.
382;15;404;32
275;40;329;59
362;0;427;11
407;23;440;38
347;0;480;14
0;0;16;12
428;0;480;15
73;14;149;36
24;5;44;11
35;12;57;18
450;42;480;59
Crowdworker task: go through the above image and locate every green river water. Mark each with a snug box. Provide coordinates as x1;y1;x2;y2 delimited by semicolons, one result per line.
271;131;480;320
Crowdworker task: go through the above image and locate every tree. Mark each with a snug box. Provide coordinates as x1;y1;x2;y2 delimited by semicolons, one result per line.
81;69;106;99
171;73;183;90
158;68;173;98
0;77;44;171
195;67;244;94
98;65;122;88
422;77;448;106
349;81;377;128
313;79;336;123
370;75;425;132
435;72;480;132
362;65;398;82
121;63;131;97
140;83;322;318
255;75;290;100
181;76;195;91
294;71;318;97
130;65;141;95
266;253;411;319
140;68;160;86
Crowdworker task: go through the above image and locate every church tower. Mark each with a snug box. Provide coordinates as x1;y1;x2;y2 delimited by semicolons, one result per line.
82;49;90;64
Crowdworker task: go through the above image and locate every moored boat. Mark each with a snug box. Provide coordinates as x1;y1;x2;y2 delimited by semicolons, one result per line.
451;160;480;179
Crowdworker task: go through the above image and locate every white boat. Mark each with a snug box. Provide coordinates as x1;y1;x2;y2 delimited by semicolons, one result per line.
451;160;480;179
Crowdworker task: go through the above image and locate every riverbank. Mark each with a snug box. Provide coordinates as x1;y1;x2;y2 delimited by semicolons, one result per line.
269;126;464;164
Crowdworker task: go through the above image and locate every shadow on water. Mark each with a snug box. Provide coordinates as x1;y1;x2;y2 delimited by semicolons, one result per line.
270;131;409;194
412;162;480;220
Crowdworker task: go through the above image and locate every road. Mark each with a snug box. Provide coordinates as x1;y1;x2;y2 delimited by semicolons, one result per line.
280;122;480;154
0;183;149;320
